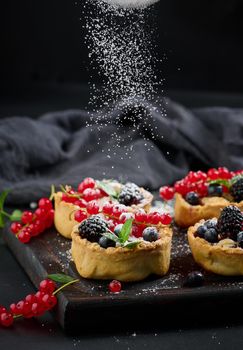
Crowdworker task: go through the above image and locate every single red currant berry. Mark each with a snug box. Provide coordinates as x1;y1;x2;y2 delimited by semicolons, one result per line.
39;279;57;294
218;167;231;180
102;202;113;215
196;171;207;181
61;193;77;204
112;205;126;218
82;188;98;202
148;212;161;225
42;294;57;309
18;230;31;243
31;302;46;317
86;201;100;215
15;300;25;315
74;210;88;223
10;303;17;314
134;211;148;223
207;168;219;180
38;198;53;211
159;186;175;201
22;301;32;315
109;280;122;293
131;225;143;238
197;182;208;197
34;208;47;219
78;177;96;193
25;294;37;304
45;209;55;228
10;222;22;234
74;199;87;208
0;305;7;314
34;219;45;234
160;213;172;225
21;211;33;224
0;312;14;327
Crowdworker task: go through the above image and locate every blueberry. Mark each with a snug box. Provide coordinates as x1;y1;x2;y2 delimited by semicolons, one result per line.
114;224;123;236
237;231;243;248
208;184;223;197
204;228;218;243
185;192;200;205
98;236;116;249
184;271;204;287
205;219;217;229
196;225;207;238
142;227;159;242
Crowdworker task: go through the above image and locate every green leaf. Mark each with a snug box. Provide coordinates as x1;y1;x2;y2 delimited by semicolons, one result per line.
0;213;5;229
47;273;76;284
208;179;230;188
118;219;133;244
123;241;140;249
10;209;22;222
0;190;10;211
102;232;120;243
96;181;119;199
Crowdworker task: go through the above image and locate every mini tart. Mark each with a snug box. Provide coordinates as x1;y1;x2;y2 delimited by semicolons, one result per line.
54;183;153;239
188;220;243;276
71;226;172;282
174;193;243;228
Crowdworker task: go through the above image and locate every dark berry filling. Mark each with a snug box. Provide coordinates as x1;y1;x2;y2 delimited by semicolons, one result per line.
185;192;200;205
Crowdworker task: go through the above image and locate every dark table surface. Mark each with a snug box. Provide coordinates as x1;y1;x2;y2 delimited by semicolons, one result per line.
1;86;243;349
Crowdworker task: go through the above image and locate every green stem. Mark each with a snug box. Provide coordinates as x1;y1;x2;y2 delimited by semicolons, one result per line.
0;209;11;218
13;314;23;319
53;279;79;295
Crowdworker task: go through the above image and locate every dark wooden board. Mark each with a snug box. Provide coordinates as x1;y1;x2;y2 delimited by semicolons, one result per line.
3;224;243;334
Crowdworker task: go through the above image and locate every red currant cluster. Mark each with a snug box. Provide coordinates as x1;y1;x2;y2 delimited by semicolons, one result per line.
10;198;54;243
75;201;172;238
160;167;243;201
62;178;107;205
0;279;57;327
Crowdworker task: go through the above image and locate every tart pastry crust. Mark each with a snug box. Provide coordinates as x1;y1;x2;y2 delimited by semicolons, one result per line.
54;184;153;239
175;193;243;227
188;220;243;275
71;226;172;281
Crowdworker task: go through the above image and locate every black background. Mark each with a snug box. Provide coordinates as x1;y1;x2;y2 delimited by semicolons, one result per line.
1;0;243;94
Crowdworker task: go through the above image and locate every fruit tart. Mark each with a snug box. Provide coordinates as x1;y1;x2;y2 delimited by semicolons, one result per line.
188;205;243;275
54;178;153;239
160;168;243;227
71;214;173;282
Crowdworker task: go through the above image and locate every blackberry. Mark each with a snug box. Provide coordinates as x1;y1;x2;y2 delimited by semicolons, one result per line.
118;183;143;206
230;178;243;202
216;206;243;240
78;215;108;242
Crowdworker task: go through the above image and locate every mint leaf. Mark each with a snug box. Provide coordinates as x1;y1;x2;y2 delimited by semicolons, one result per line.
47;273;76;283
208;179;230;188
10;209;22;222
0;190;10;228
96;181;119;199
0;214;4;229
102;232;120;243
123;241;140;249
118;219;133;244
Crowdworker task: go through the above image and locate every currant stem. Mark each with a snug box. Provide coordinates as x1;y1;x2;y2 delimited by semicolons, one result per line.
0;209;11;219
13;314;22;319
53;279;79;295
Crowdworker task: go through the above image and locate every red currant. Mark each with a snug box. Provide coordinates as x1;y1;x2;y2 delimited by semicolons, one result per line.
34;219;45;234
159;186;175;201
207;168;219;180
131;225;143;238
109;280;122;293
148;212;161;225
102;202;113;215
10;222;22;234
35;291;46;302
112;205;126;218
34;208;47;219
39;279;56;294
160;213;172;225
86;201;100;215
18;230;31;243
31;302;45;317
134;211;148;223
196;171;207;181
45;209;54;228
10;303;17;314
196;182;208;197
218;167;231;179
119;212;134;223
74;210;88;223
61;193;77;204
38;198;53;211
174;181;188;195
107;220;115;231
0;305;7;314
78;177;96;193
82;188;99;202
42;294;57;309
21;211;33;224
74;199;87;208
0;312;13;327
25;294;37;304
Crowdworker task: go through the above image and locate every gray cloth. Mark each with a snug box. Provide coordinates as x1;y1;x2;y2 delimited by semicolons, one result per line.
0;98;242;205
